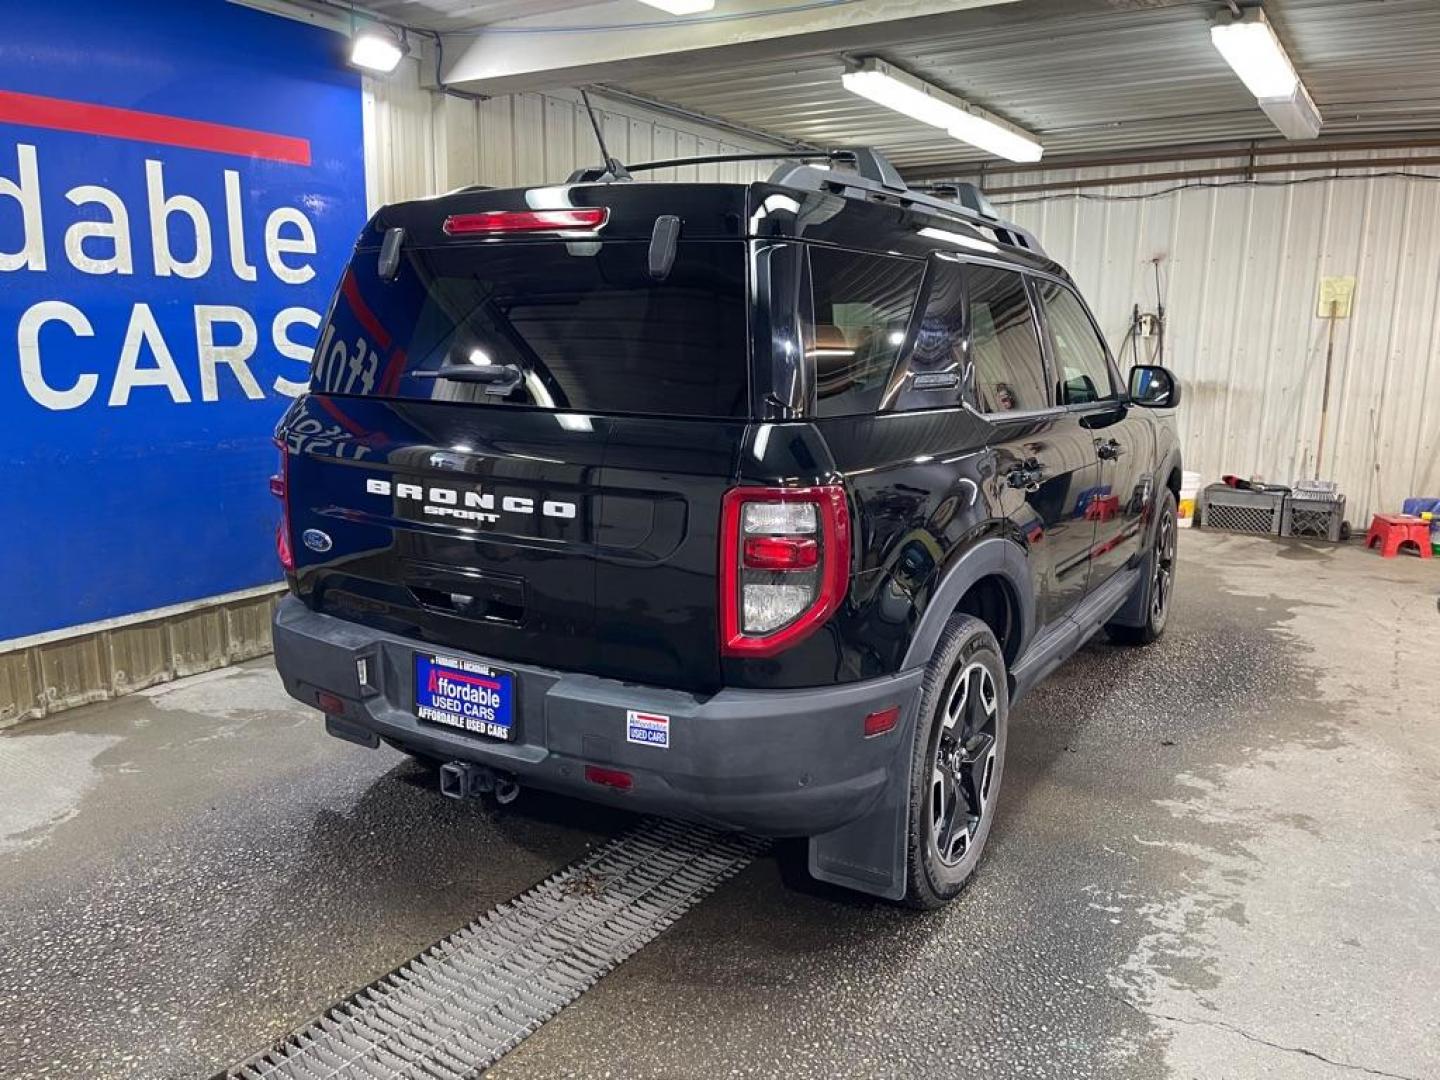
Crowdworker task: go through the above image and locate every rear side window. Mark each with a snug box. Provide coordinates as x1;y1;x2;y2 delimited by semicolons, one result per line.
1034;280;1116;405
967;264;1048;413
887;259;966;412
807;247;923;417
312;241;749;418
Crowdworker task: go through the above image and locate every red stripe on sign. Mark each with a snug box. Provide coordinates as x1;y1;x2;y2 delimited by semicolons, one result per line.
435;671;502;690
313;397;393;449
340;270;394;350
376;347;408;397
0;89;311;165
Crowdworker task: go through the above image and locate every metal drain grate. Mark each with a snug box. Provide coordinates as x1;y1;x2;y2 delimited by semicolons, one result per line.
227;819;767;1080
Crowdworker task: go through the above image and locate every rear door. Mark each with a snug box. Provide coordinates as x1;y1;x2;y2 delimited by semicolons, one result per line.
1032;278;1153;588
965;264;1099;628
282;232;751;692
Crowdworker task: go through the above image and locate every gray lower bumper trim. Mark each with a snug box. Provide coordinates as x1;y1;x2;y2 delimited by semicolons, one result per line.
272;596;923;839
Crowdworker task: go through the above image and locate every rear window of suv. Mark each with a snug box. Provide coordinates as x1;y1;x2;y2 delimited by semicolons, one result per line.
313;241;749;418
807;247;924;417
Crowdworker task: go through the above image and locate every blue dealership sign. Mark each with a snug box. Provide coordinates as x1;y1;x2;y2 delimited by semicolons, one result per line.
0;0;366;639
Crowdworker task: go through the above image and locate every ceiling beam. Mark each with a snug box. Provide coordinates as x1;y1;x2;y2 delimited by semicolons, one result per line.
434;0;1021;96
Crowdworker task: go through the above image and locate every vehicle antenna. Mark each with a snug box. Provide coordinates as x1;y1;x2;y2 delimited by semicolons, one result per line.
580;89;630;181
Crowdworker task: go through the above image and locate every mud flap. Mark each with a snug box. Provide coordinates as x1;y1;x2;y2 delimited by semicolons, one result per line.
806;696;919;901
1106;530;1156;628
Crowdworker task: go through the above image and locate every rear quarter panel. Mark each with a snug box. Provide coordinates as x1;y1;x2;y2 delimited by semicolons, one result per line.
724;409;1024;689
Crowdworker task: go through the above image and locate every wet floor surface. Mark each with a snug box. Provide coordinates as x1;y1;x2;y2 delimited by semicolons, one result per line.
2;531;1438;1080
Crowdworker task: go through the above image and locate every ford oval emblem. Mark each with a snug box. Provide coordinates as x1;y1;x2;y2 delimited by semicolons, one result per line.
301;529;333;553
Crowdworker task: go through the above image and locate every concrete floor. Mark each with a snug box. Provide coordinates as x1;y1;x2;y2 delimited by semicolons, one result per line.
1;530;1437;1080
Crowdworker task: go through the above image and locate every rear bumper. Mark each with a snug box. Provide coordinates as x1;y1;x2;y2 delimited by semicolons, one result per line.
272;596;922;836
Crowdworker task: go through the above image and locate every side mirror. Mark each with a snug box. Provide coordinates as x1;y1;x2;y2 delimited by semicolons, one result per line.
1128;365;1181;409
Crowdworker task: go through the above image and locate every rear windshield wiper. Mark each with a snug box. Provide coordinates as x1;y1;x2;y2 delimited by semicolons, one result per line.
413;362;524;395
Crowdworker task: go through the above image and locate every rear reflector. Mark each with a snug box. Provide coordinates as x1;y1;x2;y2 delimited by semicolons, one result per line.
585;765;633;792
443;208;609;235
315;690;345;714
863;706;900;738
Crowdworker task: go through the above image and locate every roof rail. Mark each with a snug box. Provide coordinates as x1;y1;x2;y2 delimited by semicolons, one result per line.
767;148;1044;258
566;146;1044;258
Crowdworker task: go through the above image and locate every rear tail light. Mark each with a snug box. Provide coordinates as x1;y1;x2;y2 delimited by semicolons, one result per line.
720;486;850;657
442;208;608;236
271;439;293;572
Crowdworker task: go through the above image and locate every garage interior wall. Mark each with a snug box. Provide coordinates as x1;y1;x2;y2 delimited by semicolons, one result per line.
363;59;780;209
991;153;1440;526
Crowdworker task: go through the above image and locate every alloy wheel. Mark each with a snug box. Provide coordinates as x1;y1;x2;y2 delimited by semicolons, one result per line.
1151;509;1176;623
930;661;1000;867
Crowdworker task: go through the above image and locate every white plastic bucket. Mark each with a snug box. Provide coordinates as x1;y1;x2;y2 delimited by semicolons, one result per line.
1177;469;1201;528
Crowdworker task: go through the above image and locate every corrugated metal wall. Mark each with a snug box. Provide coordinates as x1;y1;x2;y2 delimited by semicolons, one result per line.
363;59;779;210
366;67;1440;526
994;153;1440;525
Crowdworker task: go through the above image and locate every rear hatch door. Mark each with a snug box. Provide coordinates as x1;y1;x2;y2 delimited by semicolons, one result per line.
282;206;750;691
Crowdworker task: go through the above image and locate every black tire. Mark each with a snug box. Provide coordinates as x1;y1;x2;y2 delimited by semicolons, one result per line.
1107;488;1178;647
904;613;1009;910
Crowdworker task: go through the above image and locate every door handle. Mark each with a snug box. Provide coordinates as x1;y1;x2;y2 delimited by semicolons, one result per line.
1096;439;1121;461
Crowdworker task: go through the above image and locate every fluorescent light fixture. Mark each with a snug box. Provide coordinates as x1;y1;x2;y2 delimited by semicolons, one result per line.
636;0;716;14
918;227;999;254
842;63;966;130
1260;82;1322;139
1211;8;1321;140
349;26;408;74
841;57;1043;164
948;113;1044;164
525;372;556;408
1210;9;1297;98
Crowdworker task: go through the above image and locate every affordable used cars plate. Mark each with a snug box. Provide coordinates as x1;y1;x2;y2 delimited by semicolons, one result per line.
414;653;516;741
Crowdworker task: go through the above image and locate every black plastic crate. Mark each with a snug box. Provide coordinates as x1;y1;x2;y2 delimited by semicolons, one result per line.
1282;493;1346;541
1197;484;1284;535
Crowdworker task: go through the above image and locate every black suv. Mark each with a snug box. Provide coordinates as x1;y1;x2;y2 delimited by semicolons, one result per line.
271;149;1181;908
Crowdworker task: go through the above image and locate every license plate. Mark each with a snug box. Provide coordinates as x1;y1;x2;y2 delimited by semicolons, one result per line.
413;653;516;741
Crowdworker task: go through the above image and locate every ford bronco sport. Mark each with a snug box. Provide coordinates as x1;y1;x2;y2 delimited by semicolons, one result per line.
271;148;1182;908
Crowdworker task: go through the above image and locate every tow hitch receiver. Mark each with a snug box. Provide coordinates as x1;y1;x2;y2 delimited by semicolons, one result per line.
439;761;520;804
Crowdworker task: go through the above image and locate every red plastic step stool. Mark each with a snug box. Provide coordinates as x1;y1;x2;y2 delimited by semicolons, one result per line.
1365;514;1434;558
